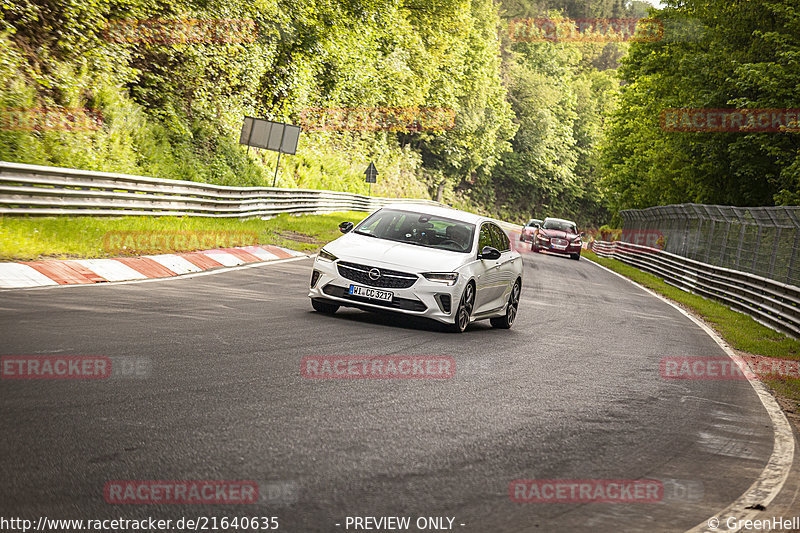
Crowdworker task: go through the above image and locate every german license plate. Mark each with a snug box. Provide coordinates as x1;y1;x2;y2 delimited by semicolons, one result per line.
349;284;393;302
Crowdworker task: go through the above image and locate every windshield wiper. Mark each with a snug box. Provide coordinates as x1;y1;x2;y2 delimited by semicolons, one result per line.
353;230;377;237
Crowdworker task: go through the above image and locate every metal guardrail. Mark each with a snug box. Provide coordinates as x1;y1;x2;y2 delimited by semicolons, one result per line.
619;204;800;287
0;161;441;217
591;240;800;339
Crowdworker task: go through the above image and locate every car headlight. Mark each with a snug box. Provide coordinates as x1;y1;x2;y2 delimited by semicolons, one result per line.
317;248;337;262
422;272;459;286
571;236;582;244
538;234;550;241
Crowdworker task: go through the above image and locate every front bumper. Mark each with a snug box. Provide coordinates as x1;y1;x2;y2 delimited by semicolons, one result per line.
535;240;582;254
307;257;464;324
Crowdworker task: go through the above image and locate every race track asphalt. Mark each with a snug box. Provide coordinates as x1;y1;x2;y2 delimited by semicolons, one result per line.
0;246;793;532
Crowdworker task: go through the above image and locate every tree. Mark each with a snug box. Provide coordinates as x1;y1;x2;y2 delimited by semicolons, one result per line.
601;0;800;212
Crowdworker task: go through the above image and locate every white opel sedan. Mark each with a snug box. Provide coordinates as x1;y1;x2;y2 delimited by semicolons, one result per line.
308;205;523;332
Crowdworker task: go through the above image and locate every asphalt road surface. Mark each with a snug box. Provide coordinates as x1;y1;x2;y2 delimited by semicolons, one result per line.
1;246;796;532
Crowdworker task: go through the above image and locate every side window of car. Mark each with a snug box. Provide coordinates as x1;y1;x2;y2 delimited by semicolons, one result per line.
478;224;493;251
490;224;510;252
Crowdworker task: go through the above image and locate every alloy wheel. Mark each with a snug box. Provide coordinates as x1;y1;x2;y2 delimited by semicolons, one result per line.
455;283;474;332
507;282;520;326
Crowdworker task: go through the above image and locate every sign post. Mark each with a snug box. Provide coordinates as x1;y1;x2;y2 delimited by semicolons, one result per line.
272;126;287;187
364;161;378;196
239;117;301;187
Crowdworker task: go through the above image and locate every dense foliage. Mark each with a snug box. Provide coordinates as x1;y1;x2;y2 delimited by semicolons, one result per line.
2;0;797;227
0;0;513;202
601;0;800;214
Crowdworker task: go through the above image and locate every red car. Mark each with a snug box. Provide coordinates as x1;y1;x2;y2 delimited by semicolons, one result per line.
531;217;584;260
519;219;542;242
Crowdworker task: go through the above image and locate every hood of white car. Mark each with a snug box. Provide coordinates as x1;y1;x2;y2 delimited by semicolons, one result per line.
324;233;470;273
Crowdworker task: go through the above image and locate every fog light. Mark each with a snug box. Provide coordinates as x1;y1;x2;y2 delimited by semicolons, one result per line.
436;294;452;314
310;270;321;288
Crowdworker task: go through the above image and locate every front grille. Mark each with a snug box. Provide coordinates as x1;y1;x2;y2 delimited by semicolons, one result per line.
551;238;568;246
337;261;417;289
323;284;426;312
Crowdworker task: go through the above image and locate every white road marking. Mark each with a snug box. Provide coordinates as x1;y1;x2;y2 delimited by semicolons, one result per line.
275;246;307;257
75;259;149;281
145;254;203;274
202;251;245;267
0;263;59;288
585;257;795;533
238;246;280;261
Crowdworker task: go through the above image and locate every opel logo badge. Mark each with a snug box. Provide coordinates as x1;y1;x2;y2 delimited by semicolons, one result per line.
369;268;381;280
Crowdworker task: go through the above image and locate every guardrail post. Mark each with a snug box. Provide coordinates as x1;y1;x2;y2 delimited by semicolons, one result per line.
751;225;763;272
789;230;799;285
734;224;746;270
719;221;730;266
768;227;781;279
681;207;691;257
693;213;703;261
704;219;715;263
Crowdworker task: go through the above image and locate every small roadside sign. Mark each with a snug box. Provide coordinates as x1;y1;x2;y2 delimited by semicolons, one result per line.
364;162;378;196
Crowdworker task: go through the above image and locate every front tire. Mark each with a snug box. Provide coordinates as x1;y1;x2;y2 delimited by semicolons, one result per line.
450;282;475;333
311;299;339;314
570;252;580;261
491;281;520;329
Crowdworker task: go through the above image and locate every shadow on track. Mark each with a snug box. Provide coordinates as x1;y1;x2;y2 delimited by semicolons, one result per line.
306;307;496;334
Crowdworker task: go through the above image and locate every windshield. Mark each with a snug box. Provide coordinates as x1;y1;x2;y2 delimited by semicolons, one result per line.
354;209;475;253
542;220;577;233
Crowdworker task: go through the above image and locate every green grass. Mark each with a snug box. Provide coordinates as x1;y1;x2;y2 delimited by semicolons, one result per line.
583;249;800;406
0;212;367;261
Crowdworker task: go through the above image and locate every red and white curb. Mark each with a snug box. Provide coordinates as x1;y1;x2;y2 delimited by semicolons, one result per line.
0;245;307;289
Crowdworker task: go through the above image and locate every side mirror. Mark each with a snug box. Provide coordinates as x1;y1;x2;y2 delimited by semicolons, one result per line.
478;246;502;260
339;221;354;233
